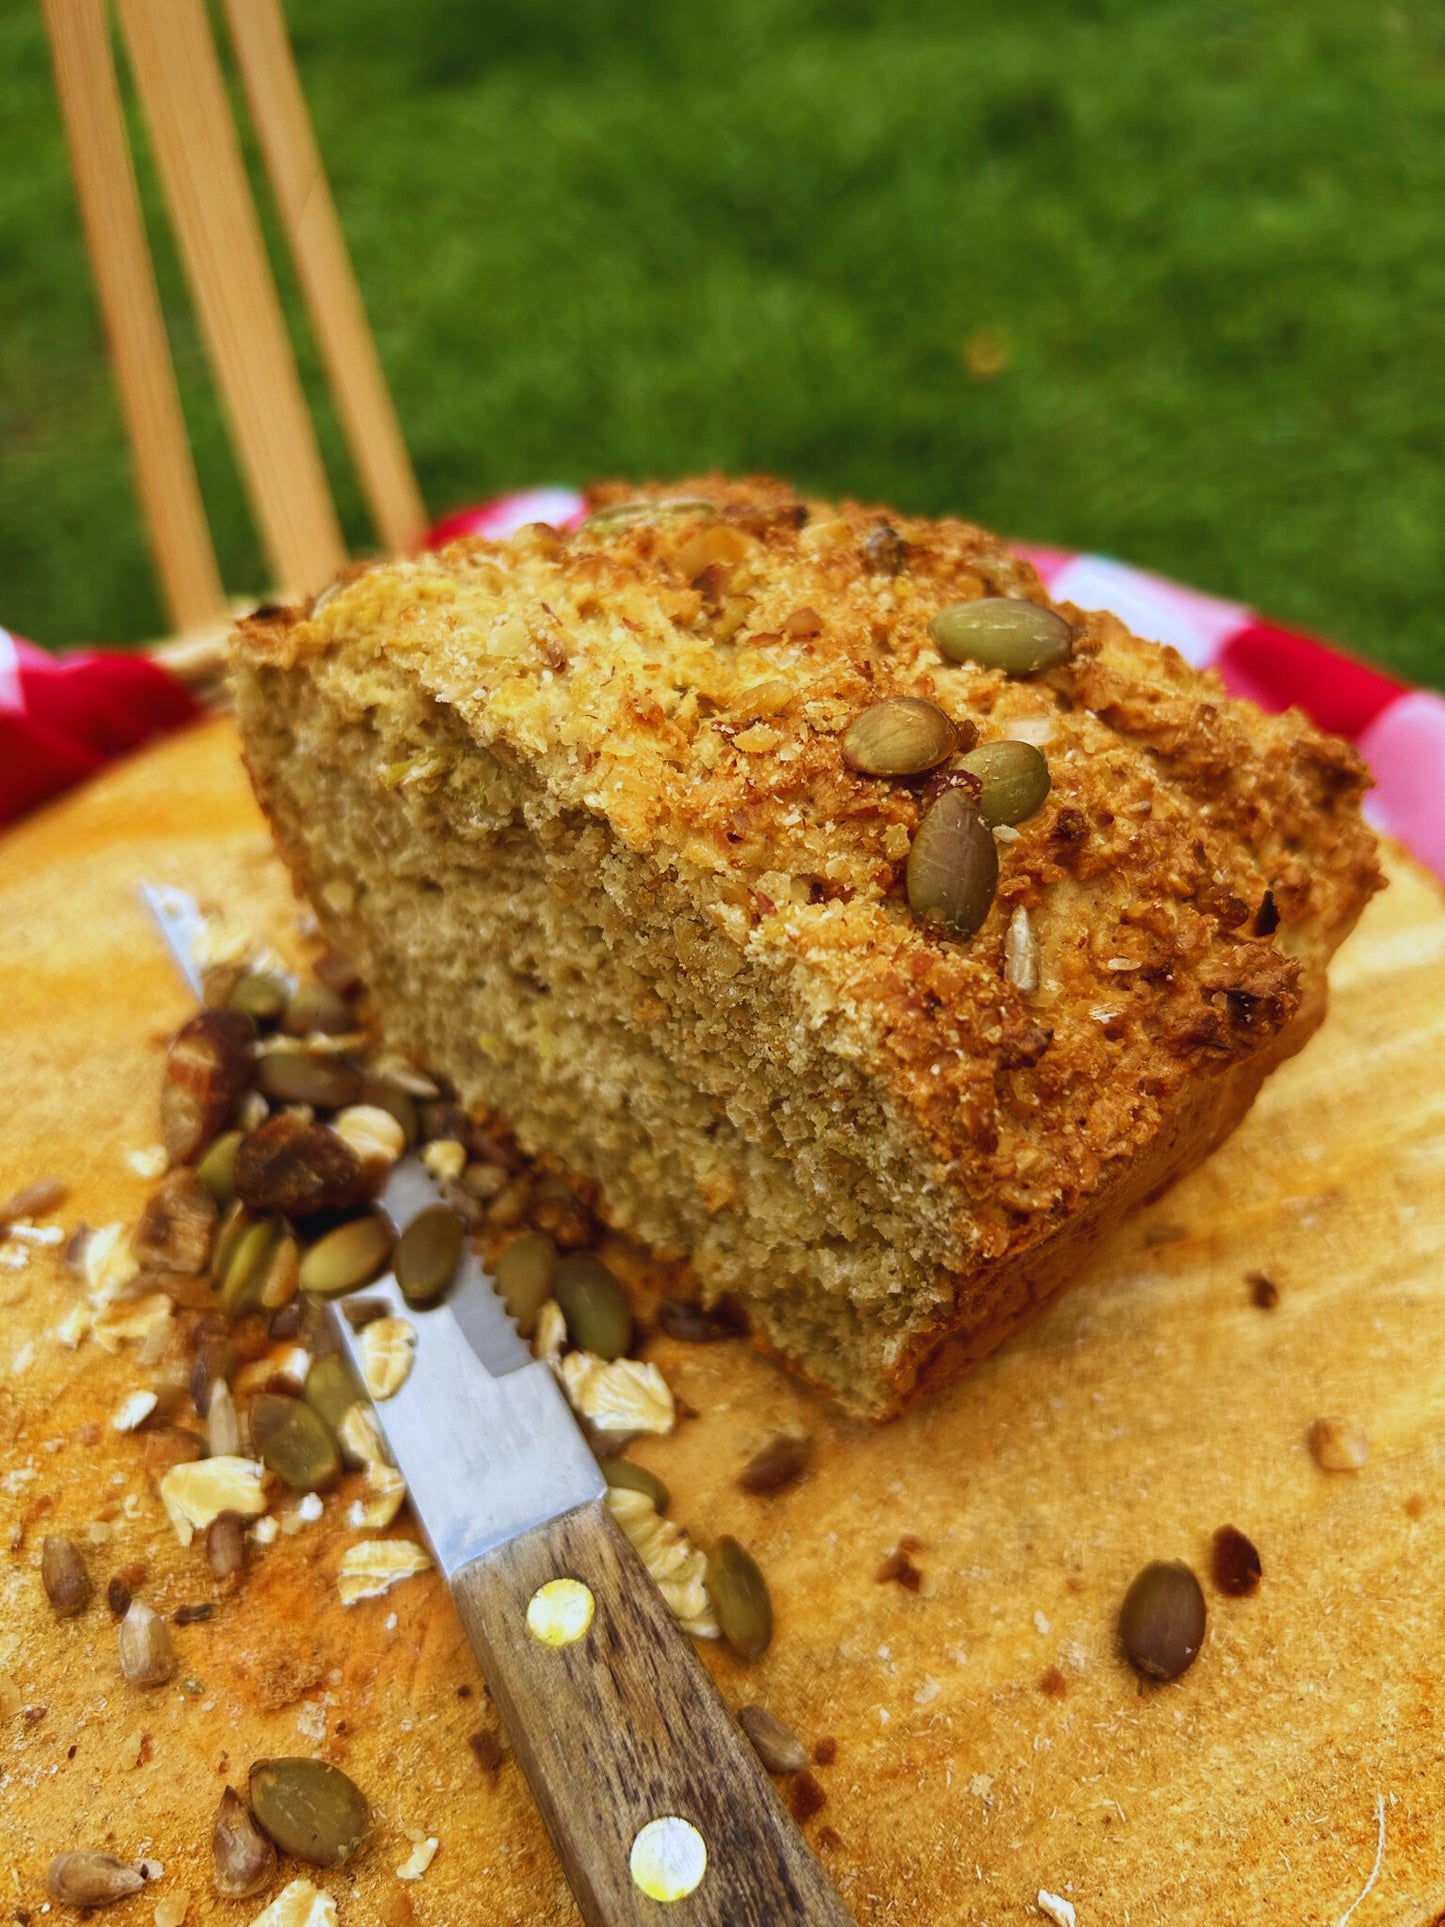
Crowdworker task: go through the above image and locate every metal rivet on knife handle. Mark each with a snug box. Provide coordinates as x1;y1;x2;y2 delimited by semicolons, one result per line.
525;1578;596;1648
630;1816;708;1902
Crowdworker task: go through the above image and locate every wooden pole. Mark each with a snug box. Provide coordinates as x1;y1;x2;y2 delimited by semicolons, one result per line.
116;0;347;599
223;0;426;555
42;0;226;633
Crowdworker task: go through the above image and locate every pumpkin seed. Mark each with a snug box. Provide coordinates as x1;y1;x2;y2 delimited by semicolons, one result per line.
255;1051;363;1110
258;1232;301;1311
930;597;1074;674
707;1536;772;1662
906;792;999;939
598;1455;670;1513
582;497;716;533
305;1350;365;1439
250;1393;341;1491
954;739;1052;826
554;1253;632;1360
220;1216;283;1317
41;1535;92;1617
228;971;289;1024
842;698;958;777
117;1598;175;1686
494;1234;556;1338
297;1215;394;1297
395;1203;464;1306
211;1785;276;1898
738;1704;808;1774
1119;1560;1206;1682
197;1130;243;1211
46;1853;146;1907
283;981;355;1038
248;1757;370;1867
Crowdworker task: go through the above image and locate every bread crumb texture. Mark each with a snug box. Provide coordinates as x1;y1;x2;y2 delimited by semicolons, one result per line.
234;477;1380;1416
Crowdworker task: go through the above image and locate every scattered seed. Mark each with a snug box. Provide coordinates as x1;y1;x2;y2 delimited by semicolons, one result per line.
860;523;906;574
598;1456;670;1512
255;1051;363;1110
359;1317;416;1400
304;1351;365;1438
206;1379;241;1457
842;697;958;777
738;1434;812;1496
258;1233;301;1311
655;1298;748;1343
107;1575;133;1617
248;1757;370;1868
707;1536;772;1662
0;1177;67;1226
1309;1415;1368;1471
233;1115;367;1220
206;1513;247;1581
493;1234;557;1337
1246;1269;1280;1309
738;1704;808;1774
132;1170;219;1275
812;1736;837;1766
906;791;999;939
790;1771;827;1822
583;496;716;533
1211;1525;1263;1597
211;1785;278;1899
250;1395;341;1492
196;1131;243;1213
219;1216;284;1318
395;1203;464;1306
118;1600;176;1687
469;1729;504;1776
954;739;1052;826
1004;905;1041;994
554;1254;631;1360
228;971;289;1024
930;597;1074;674
173;1602;214;1626
339;1295;388;1330
161;1011;255;1164
1119;1560;1206;1682
41;1535;92;1617
46;1852;146;1907
297;1215;394;1297
283;982;354;1039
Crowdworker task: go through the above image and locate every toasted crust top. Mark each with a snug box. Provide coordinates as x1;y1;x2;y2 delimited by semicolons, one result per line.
233;477;1380;1237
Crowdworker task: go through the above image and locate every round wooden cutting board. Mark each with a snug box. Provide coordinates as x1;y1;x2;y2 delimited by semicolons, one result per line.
1;716;1443;1927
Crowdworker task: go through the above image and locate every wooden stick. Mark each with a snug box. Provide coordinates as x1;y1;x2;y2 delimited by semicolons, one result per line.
42;0;225;634
223;0;426;555
116;0;346;599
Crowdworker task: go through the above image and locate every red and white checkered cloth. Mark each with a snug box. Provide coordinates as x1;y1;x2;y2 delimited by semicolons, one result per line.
6;485;1441;883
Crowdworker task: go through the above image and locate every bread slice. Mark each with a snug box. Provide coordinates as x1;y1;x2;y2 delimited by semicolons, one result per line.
231;478;1380;1418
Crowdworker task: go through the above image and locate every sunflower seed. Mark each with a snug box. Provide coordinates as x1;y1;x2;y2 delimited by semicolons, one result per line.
707;1537;772;1661
554;1254;632;1360
132;1169;218;1275
930;597;1074;674
598;1455;670;1512
118;1599;175;1687
46;1852;146;1907
211;1785;278;1898
394;1203;464;1306
906;792;999;939
297;1215;394;1297
205;1512;247;1581
41;1535;92;1617
954;739;1052;825
1004;905;1041;994
738;1704;808;1774
842;698;958;777
494;1234;557;1338
0;1177;67;1226
1118;1560;1206;1681
250;1394;341;1492
248;1758;370;1867
206;1379;241;1457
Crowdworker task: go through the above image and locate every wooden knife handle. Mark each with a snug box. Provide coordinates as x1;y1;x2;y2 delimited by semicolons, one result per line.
451;1498;856;1927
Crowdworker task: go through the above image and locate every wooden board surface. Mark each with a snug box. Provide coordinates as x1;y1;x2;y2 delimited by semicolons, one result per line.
1;716;1443;1927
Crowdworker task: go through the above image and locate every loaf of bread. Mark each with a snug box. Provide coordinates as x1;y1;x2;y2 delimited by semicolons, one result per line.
232;478;1380;1418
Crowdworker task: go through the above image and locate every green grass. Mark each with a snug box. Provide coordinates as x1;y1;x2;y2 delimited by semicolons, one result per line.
2;0;1442;685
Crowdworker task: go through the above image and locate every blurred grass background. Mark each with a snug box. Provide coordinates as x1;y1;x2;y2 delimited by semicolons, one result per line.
0;0;1441;683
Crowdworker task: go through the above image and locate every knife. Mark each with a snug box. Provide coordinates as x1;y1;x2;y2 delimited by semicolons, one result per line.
142;884;855;1926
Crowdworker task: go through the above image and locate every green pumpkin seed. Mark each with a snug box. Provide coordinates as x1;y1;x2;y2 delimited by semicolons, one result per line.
707;1536;772;1662
250;1393;342;1492
283;982;355;1038
598;1456;669;1512
305;1350;365;1440
220;1216;283;1317
930;597;1074;675
554;1253;632;1360
197;1130;243;1212
582;497;716;534
954;739;1052;826
248;1757;370;1867
1119;1560;1206;1682
297;1215;394;1297
255;1051;363;1110
906;792;999;940
228;971;289;1024
842;697;959;777
394;1203;464;1306
494;1234;556;1338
